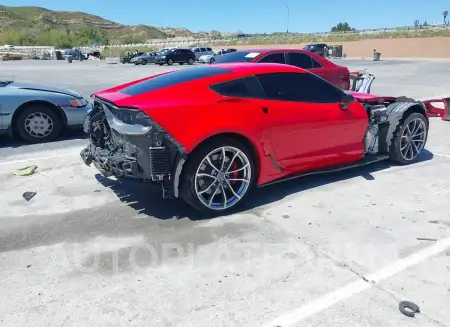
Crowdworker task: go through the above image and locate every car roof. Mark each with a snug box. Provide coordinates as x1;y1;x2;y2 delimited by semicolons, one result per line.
233;48;315;54
210;62;307;75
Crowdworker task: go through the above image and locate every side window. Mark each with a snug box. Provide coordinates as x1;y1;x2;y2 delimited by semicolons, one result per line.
206;47;212;51
200;48;206;52
311;57;323;68
257;53;286;64
209;76;265;98
256;72;342;103
286;53;314;69
194;48;200;52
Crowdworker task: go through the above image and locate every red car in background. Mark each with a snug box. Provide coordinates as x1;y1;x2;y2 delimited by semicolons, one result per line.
81;63;430;215
212;48;350;90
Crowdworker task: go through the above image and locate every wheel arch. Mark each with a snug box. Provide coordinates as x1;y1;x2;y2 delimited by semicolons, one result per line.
173;131;261;198
11;100;67;137
385;101;429;152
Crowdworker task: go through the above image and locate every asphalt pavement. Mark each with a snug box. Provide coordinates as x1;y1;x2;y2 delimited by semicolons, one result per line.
0;58;449;327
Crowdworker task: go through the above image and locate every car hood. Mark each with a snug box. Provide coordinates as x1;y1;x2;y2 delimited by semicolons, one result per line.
6;82;82;98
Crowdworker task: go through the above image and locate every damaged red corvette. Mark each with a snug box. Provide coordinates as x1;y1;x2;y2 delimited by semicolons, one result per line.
81;63;434;214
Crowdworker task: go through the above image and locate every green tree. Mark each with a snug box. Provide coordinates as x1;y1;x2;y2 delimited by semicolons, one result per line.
331;22;355;32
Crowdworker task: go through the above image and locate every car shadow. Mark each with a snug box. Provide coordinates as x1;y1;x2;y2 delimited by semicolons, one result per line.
96;150;434;221
0;129;86;149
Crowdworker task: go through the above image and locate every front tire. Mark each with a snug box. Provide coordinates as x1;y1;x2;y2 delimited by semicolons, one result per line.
179;137;256;215
209;58;215;64
142;59;147;65
389;112;428;164
167;58;174;65
188;58;194;65
16;104;62;143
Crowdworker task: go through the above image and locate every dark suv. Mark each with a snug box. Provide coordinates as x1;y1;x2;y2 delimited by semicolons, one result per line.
155;48;196;66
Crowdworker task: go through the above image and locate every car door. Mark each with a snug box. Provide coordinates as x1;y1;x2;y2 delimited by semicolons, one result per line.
255;52;286;64
255;72;367;169
173;49;183;62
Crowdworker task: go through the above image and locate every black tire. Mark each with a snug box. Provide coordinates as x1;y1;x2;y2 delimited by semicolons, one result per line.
209;58;215;64
179;136;256;215
159;63;163;66
389;112;428;164
16;104;63;143
179;62;184;65
142;59;147;65
188;58;194;65
167;58;174;65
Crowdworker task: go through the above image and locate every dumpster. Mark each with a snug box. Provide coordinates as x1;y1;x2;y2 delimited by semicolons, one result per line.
373;52;381;61
330;45;343;58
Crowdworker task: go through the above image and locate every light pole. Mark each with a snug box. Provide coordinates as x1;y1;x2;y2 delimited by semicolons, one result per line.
282;2;290;33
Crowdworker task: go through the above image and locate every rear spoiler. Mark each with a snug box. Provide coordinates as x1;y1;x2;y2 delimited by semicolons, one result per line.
422;98;450;121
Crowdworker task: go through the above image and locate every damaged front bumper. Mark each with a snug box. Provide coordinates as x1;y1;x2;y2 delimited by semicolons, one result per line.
80;97;186;197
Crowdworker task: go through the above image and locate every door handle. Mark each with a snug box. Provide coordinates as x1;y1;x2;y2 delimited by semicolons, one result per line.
261;106;269;114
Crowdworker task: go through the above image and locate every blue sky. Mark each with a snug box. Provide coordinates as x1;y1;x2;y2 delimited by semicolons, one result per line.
2;0;448;33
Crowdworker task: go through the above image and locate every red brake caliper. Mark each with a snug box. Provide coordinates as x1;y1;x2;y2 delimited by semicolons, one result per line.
230;162;238;184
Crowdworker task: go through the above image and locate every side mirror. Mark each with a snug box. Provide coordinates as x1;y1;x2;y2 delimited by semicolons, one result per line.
339;93;355;110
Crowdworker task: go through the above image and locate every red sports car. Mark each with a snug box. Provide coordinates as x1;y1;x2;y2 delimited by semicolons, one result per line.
211;48;350;90
81;63;430;214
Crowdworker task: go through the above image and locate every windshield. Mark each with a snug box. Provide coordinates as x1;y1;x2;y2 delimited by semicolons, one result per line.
160;49;174;55
213;51;259;63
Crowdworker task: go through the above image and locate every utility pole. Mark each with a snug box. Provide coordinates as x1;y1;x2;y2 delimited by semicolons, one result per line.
282;2;290;33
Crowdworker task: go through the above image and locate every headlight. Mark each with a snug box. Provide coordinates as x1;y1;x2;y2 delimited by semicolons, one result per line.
69;98;88;107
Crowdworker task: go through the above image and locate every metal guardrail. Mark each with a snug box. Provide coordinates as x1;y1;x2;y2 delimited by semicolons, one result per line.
2;24;449;53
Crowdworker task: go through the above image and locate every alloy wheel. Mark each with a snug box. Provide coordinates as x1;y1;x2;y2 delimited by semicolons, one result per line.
400;118;426;161
194;146;252;211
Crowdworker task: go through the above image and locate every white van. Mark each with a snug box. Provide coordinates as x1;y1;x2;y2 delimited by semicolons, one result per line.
191;46;214;60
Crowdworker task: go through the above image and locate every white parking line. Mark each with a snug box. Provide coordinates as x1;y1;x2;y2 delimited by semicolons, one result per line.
433;152;450;159
260;236;450;327
0;151;80;166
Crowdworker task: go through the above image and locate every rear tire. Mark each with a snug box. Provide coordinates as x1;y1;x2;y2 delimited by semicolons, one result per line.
389;112;428;164
188;58;194;65
142;59;147;65
16;104;62;143
209;58;215;64
179;137;256;215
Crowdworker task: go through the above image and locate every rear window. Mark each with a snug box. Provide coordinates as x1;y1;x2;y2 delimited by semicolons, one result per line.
120;66;233;96
213;51;259;63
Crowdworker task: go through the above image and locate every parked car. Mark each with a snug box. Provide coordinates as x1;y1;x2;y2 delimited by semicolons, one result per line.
191;46;214;60
303;43;329;57
0;79;91;143
131;52;159;65
81;63;431;214
155;48;195;66
212;48;350;90
120;52;144;64
199;48;238;64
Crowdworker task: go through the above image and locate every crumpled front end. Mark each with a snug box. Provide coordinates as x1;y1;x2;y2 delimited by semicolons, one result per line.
80;97;186;197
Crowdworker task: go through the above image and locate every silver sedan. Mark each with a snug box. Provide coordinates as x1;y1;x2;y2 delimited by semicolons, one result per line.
0;80;91;143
